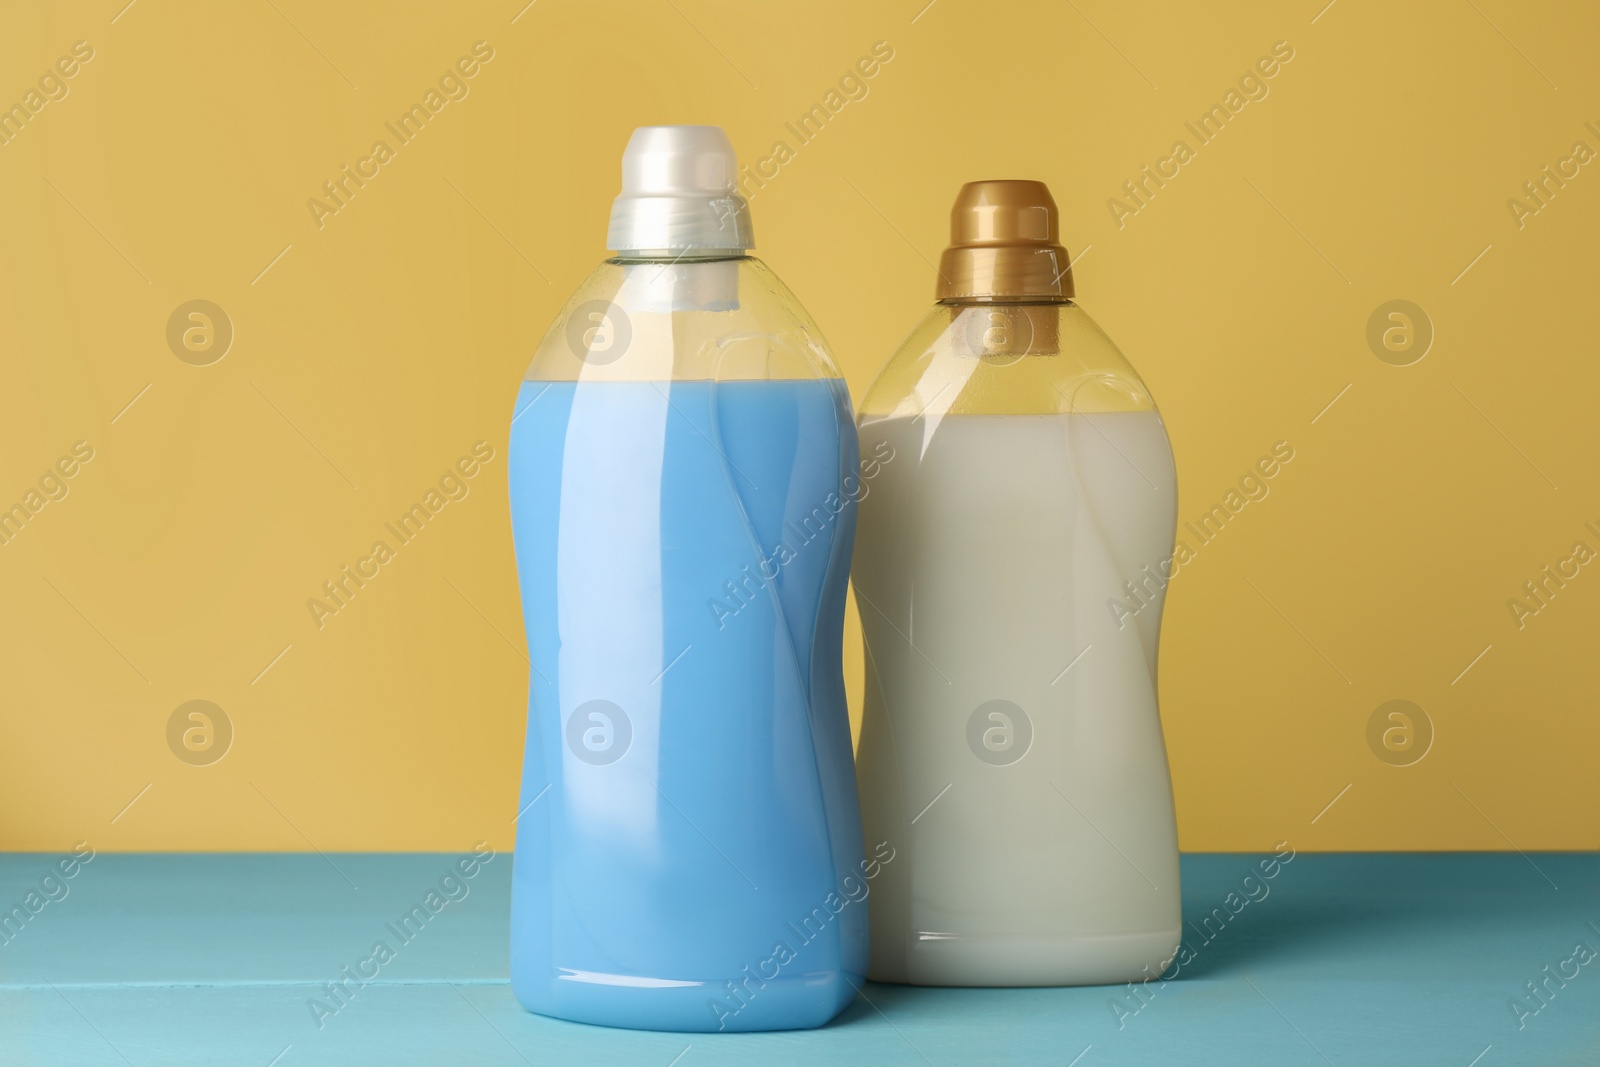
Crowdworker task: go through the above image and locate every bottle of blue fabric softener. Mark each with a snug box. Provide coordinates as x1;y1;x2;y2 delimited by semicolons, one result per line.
508;126;868;1032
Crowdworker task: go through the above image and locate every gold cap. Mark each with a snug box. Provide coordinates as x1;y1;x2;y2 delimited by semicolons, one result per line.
936;180;1074;302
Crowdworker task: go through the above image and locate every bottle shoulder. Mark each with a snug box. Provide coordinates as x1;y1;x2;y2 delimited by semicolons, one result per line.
523;256;844;384
859;303;1159;421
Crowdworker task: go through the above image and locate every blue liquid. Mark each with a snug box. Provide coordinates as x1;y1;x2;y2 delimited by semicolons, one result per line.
508;378;867;1032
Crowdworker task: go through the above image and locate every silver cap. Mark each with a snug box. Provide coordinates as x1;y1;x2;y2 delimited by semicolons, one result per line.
606;126;754;255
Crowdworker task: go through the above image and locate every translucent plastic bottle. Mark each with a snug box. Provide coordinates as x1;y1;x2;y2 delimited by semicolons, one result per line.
854;180;1182;986
507;127;867;1031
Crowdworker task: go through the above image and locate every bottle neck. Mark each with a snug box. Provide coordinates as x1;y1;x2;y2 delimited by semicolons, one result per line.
942;301;1065;359
607;255;745;313
938;296;1074;308
609;252;749;265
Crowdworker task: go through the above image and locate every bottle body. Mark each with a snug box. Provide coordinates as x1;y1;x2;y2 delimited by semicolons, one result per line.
854;302;1182;986
508;257;868;1031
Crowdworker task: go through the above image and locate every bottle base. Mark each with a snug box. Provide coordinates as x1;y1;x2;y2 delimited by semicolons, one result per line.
872;927;1182;987
513;967;864;1033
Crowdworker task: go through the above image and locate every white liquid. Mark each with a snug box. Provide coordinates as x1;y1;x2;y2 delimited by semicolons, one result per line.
854;411;1181;986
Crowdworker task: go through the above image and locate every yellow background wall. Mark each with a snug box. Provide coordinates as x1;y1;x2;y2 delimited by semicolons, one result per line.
3;0;1596;854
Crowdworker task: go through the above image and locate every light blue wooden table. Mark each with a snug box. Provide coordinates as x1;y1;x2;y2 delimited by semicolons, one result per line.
2;852;1595;1065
